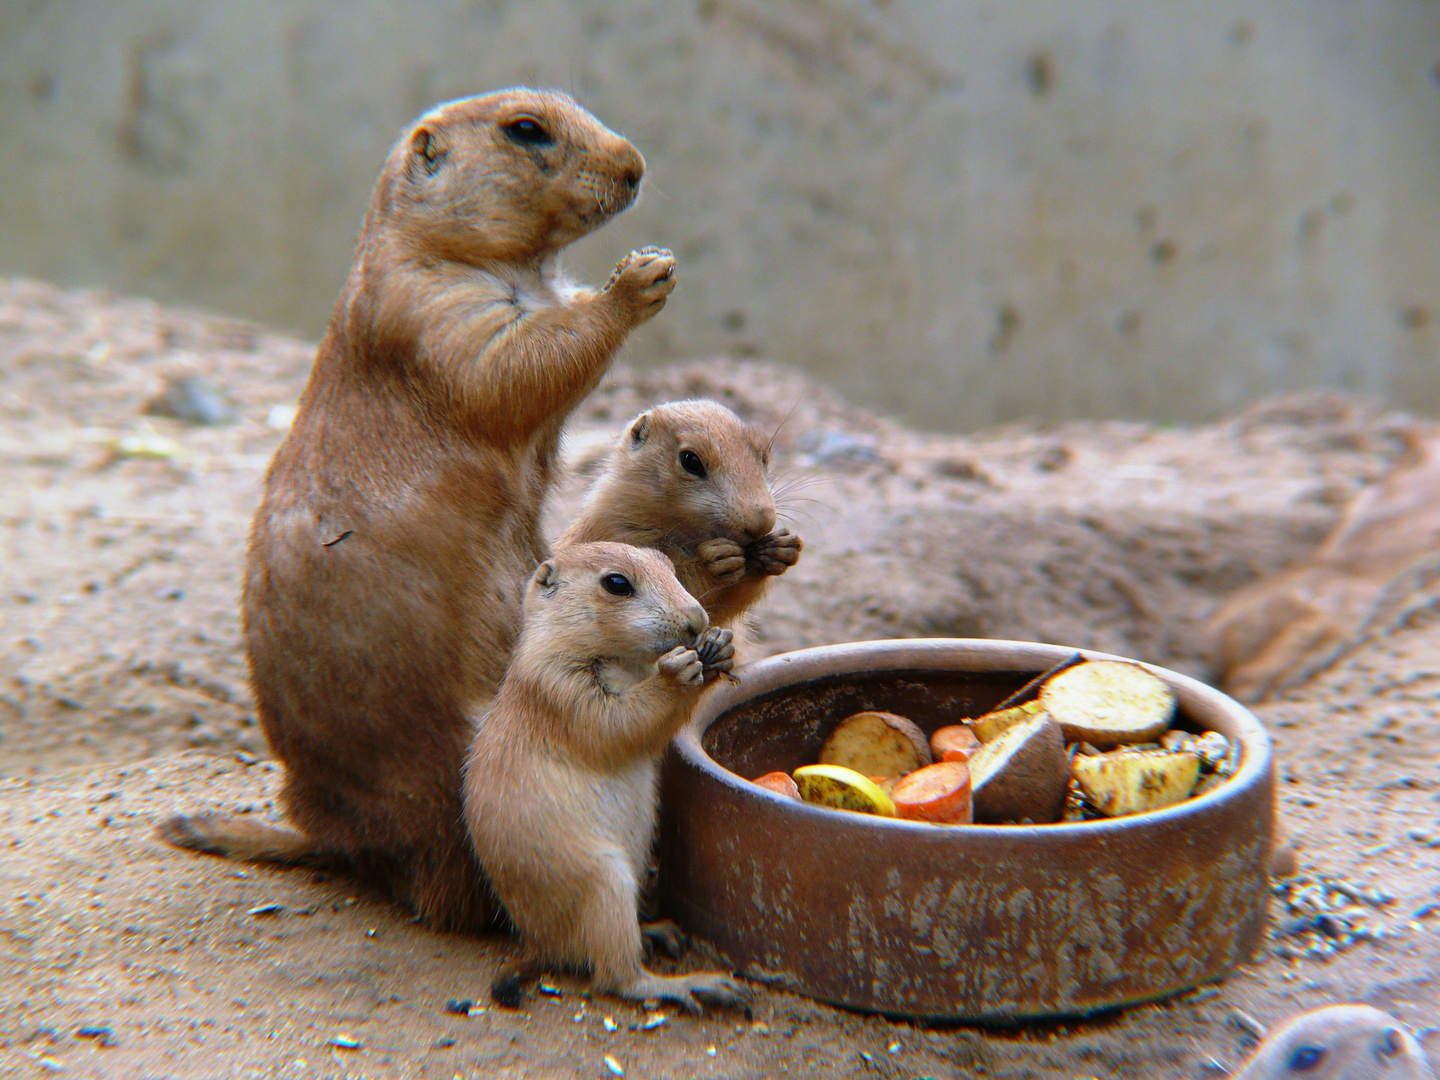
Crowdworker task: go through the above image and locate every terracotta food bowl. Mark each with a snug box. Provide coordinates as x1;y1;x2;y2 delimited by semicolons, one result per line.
656;639;1274;1021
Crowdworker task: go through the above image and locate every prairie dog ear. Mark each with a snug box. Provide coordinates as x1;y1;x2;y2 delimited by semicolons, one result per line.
532;559;558;593
410;126;446;175
629;412;651;448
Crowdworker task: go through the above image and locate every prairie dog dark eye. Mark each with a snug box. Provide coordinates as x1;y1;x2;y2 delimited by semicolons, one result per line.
503;116;554;147
679;450;707;479
601;573;634;597
1288;1046;1326;1072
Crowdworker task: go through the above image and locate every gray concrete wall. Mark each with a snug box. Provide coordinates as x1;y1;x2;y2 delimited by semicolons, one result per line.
1;1;1436;430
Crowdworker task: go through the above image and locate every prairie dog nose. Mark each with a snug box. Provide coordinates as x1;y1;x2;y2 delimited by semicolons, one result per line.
741;504;777;542
684;602;708;640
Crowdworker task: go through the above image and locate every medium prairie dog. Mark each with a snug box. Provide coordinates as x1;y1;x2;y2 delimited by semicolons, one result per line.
465;542;748;1010
1231;1004;1434;1079
560;400;802;630
160;89;674;932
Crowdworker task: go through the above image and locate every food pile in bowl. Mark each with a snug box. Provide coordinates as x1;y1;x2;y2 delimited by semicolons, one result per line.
749;656;1239;825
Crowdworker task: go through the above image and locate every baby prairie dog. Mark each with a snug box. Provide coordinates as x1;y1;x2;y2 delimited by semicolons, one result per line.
465;542;749;1011
560;400;802;630
160;89;674;932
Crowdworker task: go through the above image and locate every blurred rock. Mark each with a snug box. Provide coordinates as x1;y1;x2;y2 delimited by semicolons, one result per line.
146;375;236;426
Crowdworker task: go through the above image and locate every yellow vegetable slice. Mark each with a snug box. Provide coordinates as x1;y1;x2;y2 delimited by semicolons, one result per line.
1071;748;1201;818
1038;660;1176;749
970;699;1045;744
793;764;898;818
818;711;932;779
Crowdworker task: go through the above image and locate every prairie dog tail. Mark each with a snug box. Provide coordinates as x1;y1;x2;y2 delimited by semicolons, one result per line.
157;812;329;868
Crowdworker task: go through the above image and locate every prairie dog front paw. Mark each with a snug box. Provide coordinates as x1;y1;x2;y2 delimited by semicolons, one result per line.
747;529;803;577
698;537;747;585
693;627;735;679
605;246;676;324
658;644;704;687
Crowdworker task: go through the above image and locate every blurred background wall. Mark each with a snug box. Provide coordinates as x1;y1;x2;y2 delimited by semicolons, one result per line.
0;0;1436;431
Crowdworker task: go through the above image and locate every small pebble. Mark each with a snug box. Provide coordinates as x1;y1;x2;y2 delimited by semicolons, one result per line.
328;1034;361;1049
444;999;473;1016
795;429;882;467
1228;1008;1267;1039
603;1054;625;1076
1268;842;1299;880
603;1016;618;1032
145;375;236;426
247;902;284;917
111;427;183;460
266;403;299;430
640;1012;667;1031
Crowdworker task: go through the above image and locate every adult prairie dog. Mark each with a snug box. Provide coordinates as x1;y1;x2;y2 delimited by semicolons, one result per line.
560;400;802;630
465;542;748;1011
1231;1004;1433;1079
160;88;674;932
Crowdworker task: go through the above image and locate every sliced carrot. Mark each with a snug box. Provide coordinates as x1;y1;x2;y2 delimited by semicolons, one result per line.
892;761;973;824
752;771;801;800
930;724;980;763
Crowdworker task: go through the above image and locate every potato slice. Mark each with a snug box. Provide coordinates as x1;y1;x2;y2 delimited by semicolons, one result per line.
752;771;801;800
892;761;973;824
970;699;1045;744
1038;660;1176;749
930;724;981;762
794;764;898;817
818;711;932;779
968;714;1069;824
1071;748;1201;818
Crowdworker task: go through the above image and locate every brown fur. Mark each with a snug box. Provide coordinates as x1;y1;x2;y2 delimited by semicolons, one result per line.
158;89;675;931
1208;427;1440;702
559;400;802;630
465;542;748;1010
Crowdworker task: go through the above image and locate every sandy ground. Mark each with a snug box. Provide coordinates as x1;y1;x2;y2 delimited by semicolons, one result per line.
1;277;1437;1079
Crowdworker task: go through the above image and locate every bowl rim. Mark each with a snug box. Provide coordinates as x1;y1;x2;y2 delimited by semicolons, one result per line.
673;637;1273;837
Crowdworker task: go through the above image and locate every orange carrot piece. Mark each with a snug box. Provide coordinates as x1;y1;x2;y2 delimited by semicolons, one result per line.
892;761;973;824
930;724;981;763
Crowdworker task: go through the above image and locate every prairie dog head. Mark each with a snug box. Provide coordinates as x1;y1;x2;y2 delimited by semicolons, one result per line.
594;400;777;550
1232;1005;1434;1080
374;88;645;264
515;542;707;692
